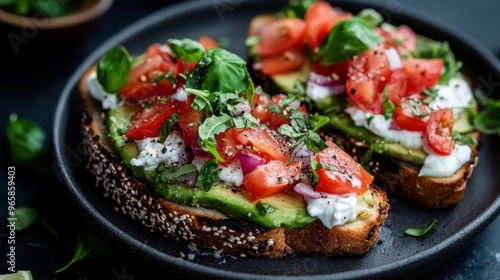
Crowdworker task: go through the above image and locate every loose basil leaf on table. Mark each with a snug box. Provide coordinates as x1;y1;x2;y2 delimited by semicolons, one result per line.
405;220;440;237
6;114;46;167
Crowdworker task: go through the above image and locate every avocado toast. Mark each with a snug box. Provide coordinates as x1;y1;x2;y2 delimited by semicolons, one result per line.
79;38;389;258
246;0;480;209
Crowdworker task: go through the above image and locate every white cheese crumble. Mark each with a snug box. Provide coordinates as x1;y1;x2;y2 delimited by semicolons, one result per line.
86;71;119;109
428;78;474;117
130;131;186;171
305;194;357;229
418;145;472;177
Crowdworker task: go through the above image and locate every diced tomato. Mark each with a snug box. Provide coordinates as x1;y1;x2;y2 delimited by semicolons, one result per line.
258;18;305;57
386;69;409;106
425;109;454;156
392;94;430;132
216;128;241;166
175;95;202;145
248;13;275;36
243;160;301;200
260;47;305;76
376;25;417;57
315;141;373;195
304;1;351;51
233;127;291;162
198;35;219;51
346;45;391;114
119;43;183;103
125;100;178;140
403;58;444;94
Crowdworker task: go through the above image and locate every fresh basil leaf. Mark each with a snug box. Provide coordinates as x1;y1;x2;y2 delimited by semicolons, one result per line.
357;8;383;28
278;124;306;139
275;0;315;19
256;201;277;215
310;114;330;132
6;114;45;167
452;131;478;145
473;99;500;134
405;219;439;237
97;46;131;93
168;38;206;63
196;159;219;191
289;108;310;133
186;48;254;105
315;18;383;65
414;38;462;85
267;104;283;115
14;206;38;231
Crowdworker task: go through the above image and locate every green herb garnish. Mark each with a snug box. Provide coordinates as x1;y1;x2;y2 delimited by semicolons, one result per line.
315;18;383;65
97;46;131;93
405;220;440;237
472;99;500;134
6;114;45;167
196;160;219;191
382;87;395;119
256;201;277;215
414;39;462;85
275;0;315;19
357;8;383;28
55;235;92;273
452;131;478;145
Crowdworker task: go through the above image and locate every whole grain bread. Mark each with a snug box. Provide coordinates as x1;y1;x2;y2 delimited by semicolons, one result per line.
79;66;390;258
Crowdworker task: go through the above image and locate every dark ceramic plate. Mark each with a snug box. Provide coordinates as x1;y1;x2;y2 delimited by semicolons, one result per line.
53;0;500;279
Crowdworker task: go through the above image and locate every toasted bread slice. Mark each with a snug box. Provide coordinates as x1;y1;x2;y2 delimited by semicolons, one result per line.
248;56;480;209
79;65;389;258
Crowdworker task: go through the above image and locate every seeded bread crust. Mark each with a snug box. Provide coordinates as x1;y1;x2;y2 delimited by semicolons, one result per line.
79;65;389;258
248;57;481;209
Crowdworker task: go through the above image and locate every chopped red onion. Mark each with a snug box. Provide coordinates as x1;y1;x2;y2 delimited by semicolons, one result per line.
178;171;197;187
239;150;266;174
307;72;346;100
234;100;251;116
294;182;321;199
287;100;301;109
253;62;262;71
171;87;188;102
179;149;194;165
293;144;313;170
385;47;403;71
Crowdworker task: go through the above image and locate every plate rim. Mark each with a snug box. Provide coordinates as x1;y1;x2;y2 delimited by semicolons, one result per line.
53;0;500;279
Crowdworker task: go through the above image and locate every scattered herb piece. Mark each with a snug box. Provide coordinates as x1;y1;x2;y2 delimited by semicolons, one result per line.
452;131;478;145
6;114;45;167
154;162;198;186
310;114;330;132
405;220;439;237
55;235;92;273
159;114;179;143
472;99;500;134
256;201;277;215
152;71;176;86
315;18;383;65
97;46;131;93
196;160;219;191
14;206;38;231
414;38;462;85
367;115;375;126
